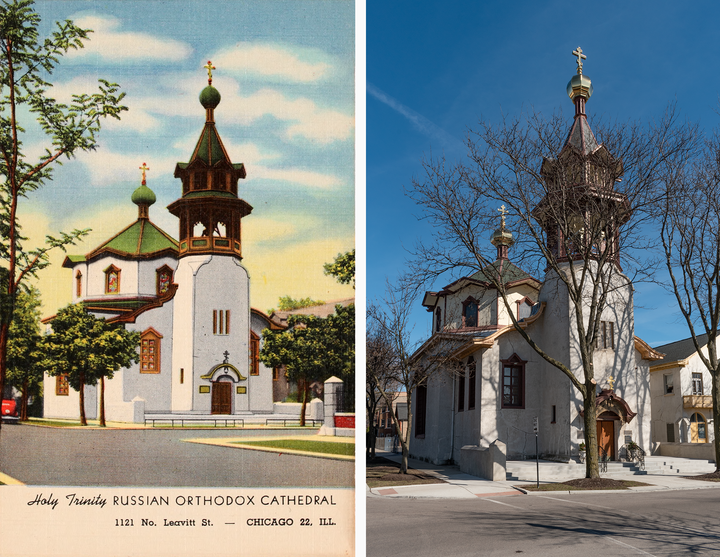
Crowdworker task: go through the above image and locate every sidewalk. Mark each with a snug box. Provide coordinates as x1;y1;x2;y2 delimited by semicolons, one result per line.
367;450;720;499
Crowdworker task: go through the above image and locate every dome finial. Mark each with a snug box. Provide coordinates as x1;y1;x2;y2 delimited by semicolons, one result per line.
204;60;216;86
491;205;514;260
572;46;586;75
139;162;150;185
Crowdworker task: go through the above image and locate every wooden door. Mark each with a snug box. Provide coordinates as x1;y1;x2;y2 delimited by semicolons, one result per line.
691;413;707;443
211;382;232;414
596;421;614;460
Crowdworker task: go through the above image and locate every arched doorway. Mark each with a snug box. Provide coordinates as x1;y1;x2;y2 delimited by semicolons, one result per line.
211;378;233;414
690;412;708;443
596;411;618;460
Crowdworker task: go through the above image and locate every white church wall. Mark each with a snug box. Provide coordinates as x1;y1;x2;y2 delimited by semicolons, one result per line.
43;372;97;421
410;364;454;464
442;287;496;330
123;305;174;413
190;256;250;414
86;256;140;298
496;284;540;326
137;256;178;297
249;312;275;413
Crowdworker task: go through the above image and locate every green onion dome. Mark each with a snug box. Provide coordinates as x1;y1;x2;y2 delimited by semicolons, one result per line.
200;85;221;109
131;184;156;206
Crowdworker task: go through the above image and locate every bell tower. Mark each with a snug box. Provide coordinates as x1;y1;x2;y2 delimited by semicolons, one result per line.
534;47;630;268
167;61;252;258
169;63;252;414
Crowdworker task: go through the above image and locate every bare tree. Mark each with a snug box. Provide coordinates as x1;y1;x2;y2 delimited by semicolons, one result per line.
368;283;462;474
659;130;720;471
405;68;697;477
366;327;398;460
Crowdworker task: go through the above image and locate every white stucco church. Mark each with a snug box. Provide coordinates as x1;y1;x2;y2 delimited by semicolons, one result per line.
43;69;284;423
410;52;663;465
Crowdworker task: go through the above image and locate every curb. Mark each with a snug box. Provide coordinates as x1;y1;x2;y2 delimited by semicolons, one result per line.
0;471;24;485
183;436;355;462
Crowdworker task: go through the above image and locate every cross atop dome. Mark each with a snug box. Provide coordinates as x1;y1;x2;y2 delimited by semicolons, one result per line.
572;46;586;75
139;162;150;185
204;60;216;85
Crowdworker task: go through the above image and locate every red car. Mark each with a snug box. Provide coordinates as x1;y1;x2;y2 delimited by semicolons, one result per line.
1;399;19;423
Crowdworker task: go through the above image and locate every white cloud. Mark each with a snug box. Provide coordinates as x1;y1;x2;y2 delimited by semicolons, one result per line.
222;89;354;144
68;15;192;62
212;43;331;83
77;146;178;185
253;166;342;189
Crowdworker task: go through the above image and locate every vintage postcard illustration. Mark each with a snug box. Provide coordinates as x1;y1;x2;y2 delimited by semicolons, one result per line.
0;1;356;555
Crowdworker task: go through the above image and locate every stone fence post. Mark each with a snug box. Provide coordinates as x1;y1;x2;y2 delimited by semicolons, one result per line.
320;376;343;436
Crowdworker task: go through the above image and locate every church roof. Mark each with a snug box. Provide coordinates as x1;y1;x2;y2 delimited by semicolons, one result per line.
470;259;533;284
64;219;178;266
563;115;600;155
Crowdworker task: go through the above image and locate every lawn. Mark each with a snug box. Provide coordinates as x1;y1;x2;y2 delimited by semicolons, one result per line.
234;439;355;456
366;456;445;488
518;478;652;491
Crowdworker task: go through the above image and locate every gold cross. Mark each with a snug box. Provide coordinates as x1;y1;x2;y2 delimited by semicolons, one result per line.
572;47;586;75
498;205;508;228
608;375;615;390
139;162;149;184
204;60;216;84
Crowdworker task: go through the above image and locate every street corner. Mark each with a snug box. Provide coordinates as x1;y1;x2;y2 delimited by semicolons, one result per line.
181;436;355;462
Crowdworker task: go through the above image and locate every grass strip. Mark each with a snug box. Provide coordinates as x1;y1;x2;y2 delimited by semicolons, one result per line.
234;439;354;456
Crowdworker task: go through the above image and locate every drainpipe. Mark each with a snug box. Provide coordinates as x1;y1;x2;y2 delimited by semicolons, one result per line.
450;374;455;463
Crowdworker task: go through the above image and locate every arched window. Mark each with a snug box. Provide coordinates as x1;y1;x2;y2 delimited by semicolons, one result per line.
435;307;442;333
104;264;121;294
75;270;82;298
250;331;260;376
140;328;162;373
467;356;477;410
462;297;478;328
690;412;707;443
501;353;526;409
156;265;173;296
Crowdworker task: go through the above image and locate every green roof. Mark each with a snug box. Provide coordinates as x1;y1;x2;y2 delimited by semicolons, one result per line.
65;255;86;263
182;190;237;199
192;123;229;166
93;219;178;258
471;260;533;284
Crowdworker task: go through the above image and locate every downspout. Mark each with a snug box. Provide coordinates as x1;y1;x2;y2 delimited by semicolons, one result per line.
450;373;455;463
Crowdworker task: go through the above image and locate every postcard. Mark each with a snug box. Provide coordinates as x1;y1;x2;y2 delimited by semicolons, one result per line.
0;1;356;555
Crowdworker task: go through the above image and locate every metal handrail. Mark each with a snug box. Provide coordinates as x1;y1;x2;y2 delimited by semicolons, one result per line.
264;418;323;427
144;418;245;428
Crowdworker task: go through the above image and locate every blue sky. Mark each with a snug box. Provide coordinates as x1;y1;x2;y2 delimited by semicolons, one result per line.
367;0;720;348
24;0;355;316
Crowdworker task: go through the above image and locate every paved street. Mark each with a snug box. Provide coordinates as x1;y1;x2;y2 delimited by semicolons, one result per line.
0;424;354;487
368;489;720;556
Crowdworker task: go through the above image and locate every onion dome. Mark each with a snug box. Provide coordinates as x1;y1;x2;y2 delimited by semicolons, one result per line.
567;46;593;102
200;85;221;109
132;184;156;206
491;206;514;260
133;163;155;219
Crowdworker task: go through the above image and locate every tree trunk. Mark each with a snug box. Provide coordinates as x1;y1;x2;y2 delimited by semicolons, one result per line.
20;377;28;421
78;370;87;426
582;382;600;479
398;404;412;474
299;381;308;427
0;321;8;433
99;375;106;427
713;371;720;473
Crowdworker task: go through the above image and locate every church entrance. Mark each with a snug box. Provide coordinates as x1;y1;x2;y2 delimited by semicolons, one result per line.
596;420;615;460
211;382;232;414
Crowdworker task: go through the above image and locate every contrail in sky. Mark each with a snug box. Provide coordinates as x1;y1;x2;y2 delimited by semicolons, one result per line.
366;82;464;150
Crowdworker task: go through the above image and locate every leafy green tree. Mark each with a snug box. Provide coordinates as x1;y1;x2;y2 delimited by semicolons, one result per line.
43;304;139;426
274;295;325;313
6;286;43;420
260;304;354;425
324;249;355;288
0;0;127;429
